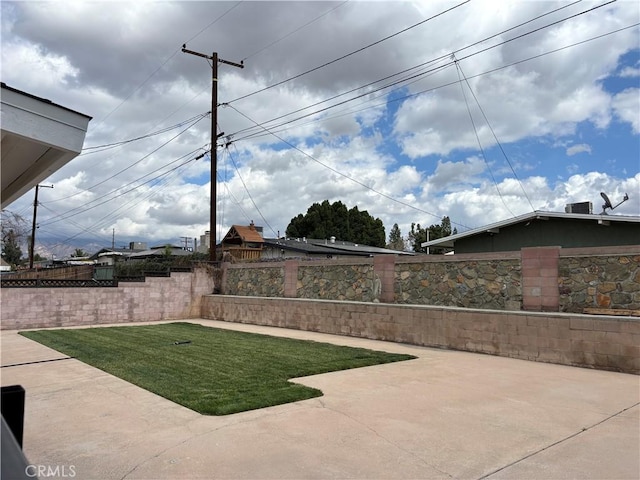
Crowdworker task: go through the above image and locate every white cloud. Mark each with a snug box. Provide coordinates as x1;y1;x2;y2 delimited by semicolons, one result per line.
612;88;640;134
566;144;592;156
619;66;640;78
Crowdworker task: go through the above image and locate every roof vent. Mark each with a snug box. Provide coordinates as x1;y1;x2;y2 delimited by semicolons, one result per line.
564;201;592;214
330;236;336;244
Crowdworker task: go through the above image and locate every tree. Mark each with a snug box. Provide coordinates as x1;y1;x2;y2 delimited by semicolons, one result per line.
407;223;427;253
1;229;23;266
285;200;386;247
387;223;405;251
72;248;87;257
407;216;454;254
1;211;28;267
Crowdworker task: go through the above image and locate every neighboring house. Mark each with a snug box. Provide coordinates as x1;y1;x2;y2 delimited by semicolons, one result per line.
1;83;91;209
421;211;640;254
262;236;415;260
126;245;192;261
90;243;148;265
221;222;265;261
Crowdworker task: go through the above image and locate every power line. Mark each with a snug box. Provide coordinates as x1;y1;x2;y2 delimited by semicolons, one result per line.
226;104;471;230
226;0;471;104
229;19;637;148
227;144;277;236
224;0;613;144
454;59;517;218
241;1;350;62
454;56;536;212
41;149;206;226
47;115;208;204
80;112;209;154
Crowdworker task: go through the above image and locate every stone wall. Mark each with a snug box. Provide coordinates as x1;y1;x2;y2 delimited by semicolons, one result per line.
0;268;214;330
201;295;640;374
223;264;284;297
558;250;640;313
219;246;640;313
394;257;522;310
297;263;374;301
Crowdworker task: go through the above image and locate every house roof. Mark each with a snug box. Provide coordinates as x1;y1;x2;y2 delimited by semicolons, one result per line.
128;246;192;259
264;238;414;256
421;211;640;249
223;225;264;244
89;247;145;260
1;83;92;208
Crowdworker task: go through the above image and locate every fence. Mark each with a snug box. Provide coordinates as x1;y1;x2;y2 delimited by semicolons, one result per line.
219;245;640;313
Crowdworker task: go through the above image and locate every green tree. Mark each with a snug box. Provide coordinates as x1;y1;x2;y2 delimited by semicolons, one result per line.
408;216;454;254
407;223;427;253
285;200;386;247
72;248;87;257
387;223;405;251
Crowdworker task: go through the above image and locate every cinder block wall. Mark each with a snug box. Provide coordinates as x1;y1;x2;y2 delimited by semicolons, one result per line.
201;295;640;374
0;269;214;330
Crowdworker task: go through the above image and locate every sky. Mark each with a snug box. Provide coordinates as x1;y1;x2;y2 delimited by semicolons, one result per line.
1;0;639;254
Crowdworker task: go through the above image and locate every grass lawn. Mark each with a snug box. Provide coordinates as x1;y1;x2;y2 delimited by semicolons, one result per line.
20;322;415;415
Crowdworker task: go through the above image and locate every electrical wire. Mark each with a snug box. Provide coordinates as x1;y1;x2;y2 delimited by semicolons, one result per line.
226;104;471;230
227;143;277;236
226;0;471;104
454;60;517;218
229;21;638;147
225;0;616;145
454;57;536;212
241;1;350;62
40;153;203;248
80;112;209;154
47;114;208;204
41;148;206;226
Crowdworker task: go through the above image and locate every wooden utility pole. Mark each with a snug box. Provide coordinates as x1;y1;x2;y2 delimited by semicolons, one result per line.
29;184;53;269
182;45;244;262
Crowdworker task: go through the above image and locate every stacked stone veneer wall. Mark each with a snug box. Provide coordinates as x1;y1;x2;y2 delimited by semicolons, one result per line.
221;246;640;313
223;264;284;297
394;255;522;310
559;248;640;313
0;268;214;330
201;295;640;374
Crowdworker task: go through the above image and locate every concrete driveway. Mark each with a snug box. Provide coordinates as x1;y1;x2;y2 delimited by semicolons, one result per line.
1;319;638;480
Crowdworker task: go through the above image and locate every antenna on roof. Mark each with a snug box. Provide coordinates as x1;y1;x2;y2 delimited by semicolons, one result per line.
600;192;629;215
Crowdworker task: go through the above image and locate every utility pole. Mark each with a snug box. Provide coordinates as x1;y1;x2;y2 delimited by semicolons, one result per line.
182;45;244;262
29;184;53;269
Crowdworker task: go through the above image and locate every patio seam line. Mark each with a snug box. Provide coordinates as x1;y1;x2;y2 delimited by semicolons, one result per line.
1;357;73;368
477;401;640;480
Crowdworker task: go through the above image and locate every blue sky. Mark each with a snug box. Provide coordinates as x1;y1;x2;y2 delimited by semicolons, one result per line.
1;1;638;254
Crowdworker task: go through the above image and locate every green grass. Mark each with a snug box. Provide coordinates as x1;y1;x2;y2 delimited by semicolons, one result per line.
20;322;415;415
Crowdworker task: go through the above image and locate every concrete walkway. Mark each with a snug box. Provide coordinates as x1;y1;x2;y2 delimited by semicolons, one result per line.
1;319;638;480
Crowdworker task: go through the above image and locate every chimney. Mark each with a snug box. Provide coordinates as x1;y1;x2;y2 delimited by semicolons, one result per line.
249;220;255;231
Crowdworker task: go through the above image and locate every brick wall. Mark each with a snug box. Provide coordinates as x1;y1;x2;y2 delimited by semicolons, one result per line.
0;268;214;330
201;295;640;374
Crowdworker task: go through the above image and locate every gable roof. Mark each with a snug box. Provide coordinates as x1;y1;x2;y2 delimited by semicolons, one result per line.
223;225;264;244
421;211;640;250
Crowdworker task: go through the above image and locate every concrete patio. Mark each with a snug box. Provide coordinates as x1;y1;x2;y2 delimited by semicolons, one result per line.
1;319;638;479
